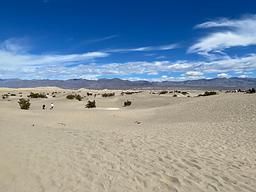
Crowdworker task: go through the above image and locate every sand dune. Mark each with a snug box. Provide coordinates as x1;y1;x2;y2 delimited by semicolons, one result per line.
0;88;255;192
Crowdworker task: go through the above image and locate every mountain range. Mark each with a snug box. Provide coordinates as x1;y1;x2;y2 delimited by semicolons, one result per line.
0;78;255;89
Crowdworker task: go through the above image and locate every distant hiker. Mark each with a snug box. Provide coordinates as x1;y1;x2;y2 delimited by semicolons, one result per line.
42;104;46;110
50;103;54;110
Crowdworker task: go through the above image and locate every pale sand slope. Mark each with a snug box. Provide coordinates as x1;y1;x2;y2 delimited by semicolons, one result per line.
0;88;255;192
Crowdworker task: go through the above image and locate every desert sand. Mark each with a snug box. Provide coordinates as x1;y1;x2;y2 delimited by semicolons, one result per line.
0;88;255;192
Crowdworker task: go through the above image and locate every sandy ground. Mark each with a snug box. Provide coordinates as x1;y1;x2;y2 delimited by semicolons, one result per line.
0;88;255;192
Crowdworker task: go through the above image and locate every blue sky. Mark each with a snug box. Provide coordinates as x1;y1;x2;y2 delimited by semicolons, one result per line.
0;0;256;81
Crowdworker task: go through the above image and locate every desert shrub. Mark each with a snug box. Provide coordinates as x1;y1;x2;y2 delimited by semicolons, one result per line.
2;94;9;99
159;91;168;95
86;100;96;108
66;94;75;99
123;100;132;107
18;98;31;110
28;92;47;98
198;91;217;97
52;95;56;98
121;91;140;95
181;91;188;95
66;94;82;101
173;94;177;97
10;93;16;96
102;92;115;97
75;94;82;101
87;92;93;96
246;88;256;94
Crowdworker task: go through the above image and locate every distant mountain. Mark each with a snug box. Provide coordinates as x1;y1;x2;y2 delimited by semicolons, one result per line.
0;78;255;89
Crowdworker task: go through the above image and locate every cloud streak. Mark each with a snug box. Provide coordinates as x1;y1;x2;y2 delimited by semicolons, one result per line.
188;15;256;56
106;43;178;53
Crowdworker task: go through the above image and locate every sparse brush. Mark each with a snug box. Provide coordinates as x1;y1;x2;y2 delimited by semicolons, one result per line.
198;91;217;97
66;94;75;99
66;94;82;101
18;98;31;110
181;91;188;95
28;92;47;98
123;100;132;107
102;93;115;97
2;94;9;99
159;91;168;95
75;94;82;101
246;88;255;94
86;100;96;108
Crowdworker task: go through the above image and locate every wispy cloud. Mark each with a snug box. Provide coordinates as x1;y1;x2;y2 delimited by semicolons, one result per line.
80;35;118;46
188;15;256;56
0;38;109;71
106;43;178;53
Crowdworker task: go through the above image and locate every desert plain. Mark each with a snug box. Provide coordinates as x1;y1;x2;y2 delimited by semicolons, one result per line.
0;87;255;192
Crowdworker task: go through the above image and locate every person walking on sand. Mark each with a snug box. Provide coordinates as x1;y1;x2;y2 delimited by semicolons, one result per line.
42;104;46;110
50;103;54;110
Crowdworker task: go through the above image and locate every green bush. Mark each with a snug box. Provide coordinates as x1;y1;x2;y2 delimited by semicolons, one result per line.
86;100;96;108
18;98;31;110
246;88;255;94
159;91;168;95
66;94;82;101
28;92;47;98
66;94;75;99
2;94;9;99
123;100;132;107
198;91;217;97
102;92;115;97
181;91;188;95
75;94;83;101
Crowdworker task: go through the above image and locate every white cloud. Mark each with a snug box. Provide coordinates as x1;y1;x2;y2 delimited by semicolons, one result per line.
0;50;108;70
106;43;178;53
1;52;256;80
217;73;229;78
185;71;203;77
0;38;31;53
189;15;256;55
